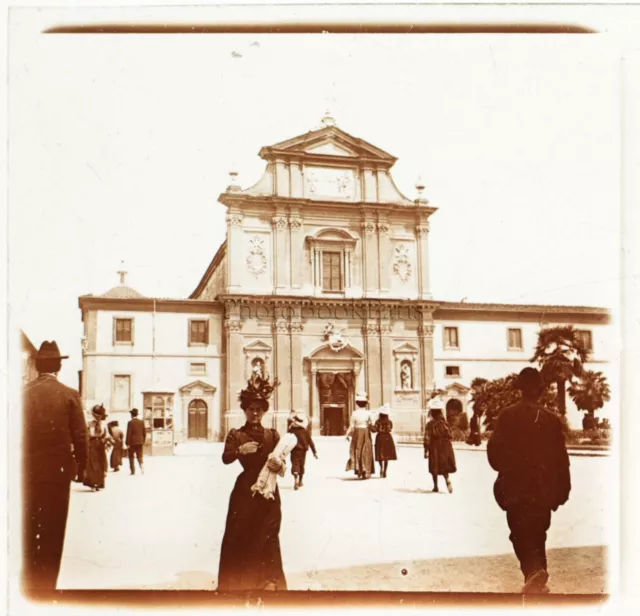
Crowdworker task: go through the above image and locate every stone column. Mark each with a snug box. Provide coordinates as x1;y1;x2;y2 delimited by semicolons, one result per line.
363;320;382;408
224;309;245;434
273;215;289;294
273;317;291;431
226;212;244;292
361;219;378;297
289;212;303;290
290;310;304;411
380;319;393;404
416;222;431;300
378;220;391;293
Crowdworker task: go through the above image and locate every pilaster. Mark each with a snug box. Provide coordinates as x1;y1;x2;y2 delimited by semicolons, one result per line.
363;319;382;408
361;219;378;297
290;309;304;410
378;220;391;293
272;214;289;293
226;212;244;291
380;319;393;404
289;211;303;290
416;221;431;300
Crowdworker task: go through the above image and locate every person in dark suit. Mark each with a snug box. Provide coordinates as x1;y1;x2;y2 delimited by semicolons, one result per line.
487;367;571;595
126;408;146;475
22;341;88;597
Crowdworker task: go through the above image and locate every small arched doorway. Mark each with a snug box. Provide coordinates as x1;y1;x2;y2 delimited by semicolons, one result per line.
188;399;208;439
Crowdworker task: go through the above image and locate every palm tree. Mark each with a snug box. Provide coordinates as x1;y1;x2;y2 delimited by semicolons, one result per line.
569;370;611;420
532;325;589;415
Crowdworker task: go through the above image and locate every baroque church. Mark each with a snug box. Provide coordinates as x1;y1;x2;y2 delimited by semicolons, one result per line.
78;115;612;454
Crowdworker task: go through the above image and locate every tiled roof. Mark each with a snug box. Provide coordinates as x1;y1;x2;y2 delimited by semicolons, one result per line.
100;285;146;299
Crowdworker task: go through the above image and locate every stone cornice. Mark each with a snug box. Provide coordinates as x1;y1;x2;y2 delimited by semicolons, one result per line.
218;193;437;216
78;296;223;314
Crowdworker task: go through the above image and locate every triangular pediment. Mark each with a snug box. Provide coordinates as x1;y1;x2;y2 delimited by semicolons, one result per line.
179;380;217;394
260;126;397;164
243;340;273;353
307;342;365;361
304;141;358;157
445;381;471;395
393;342;420;355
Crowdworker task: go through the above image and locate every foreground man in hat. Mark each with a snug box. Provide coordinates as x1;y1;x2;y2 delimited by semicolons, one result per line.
22;341;88;597
487;367;571;594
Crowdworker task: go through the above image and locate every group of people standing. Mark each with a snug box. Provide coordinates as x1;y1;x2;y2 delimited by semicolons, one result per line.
78;406;146;491
22;341;148;597
345;392;455;493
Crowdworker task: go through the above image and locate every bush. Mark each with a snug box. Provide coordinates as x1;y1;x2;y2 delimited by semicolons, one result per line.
455;413;470;432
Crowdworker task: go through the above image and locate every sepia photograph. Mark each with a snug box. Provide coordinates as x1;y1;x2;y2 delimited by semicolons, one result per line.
6;3;631;612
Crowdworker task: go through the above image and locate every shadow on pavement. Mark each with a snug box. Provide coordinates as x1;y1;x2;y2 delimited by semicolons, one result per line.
288;545;608;595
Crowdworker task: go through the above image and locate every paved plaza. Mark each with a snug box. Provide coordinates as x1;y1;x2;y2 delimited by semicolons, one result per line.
58;438;611;594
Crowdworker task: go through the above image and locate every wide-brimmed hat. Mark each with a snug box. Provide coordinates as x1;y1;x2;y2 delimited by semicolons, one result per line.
428;397;445;411
91;404;107;419
377;403;392;416
291;413;309;428
355;391;368;403
33;340;69;360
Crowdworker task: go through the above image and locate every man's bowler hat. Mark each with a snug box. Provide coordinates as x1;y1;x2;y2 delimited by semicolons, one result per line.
33;340;69;360
516;367;544;393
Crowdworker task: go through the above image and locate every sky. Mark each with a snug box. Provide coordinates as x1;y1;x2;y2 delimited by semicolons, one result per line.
8;20;621;387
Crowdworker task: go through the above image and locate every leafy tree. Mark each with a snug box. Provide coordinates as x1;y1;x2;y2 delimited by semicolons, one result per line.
568;370;611;419
471;372;558;430
531;325;589;415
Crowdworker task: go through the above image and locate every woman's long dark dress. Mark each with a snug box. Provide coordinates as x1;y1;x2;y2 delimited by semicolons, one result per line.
83;420;109;489
218;423;287;592
109;426;124;470
424;418;457;476
373;418;398;462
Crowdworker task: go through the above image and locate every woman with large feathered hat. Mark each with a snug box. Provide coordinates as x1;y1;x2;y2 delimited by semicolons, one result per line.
83;404;112;492
217;372;288;592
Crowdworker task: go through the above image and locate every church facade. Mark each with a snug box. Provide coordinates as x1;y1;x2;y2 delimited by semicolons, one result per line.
78;117;613;451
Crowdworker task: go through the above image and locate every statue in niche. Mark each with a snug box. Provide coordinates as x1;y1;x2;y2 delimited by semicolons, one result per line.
400;360;413;390
251;358;265;380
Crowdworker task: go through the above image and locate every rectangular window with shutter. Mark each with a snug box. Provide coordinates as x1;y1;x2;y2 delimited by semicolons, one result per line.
322;251;343;292
189;320;209;345
113;318;133;344
508;328;523;350
444;327;459;349
577;329;593;352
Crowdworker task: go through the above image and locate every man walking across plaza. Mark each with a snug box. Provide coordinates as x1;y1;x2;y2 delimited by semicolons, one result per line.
22;341;88;597
126;408;146;475
487;367;571;594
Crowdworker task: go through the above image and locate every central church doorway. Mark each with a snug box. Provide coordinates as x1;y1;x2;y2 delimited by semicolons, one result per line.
188;399;208;439
318;372;352;436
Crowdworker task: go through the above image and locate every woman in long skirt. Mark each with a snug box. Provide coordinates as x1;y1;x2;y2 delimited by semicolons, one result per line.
83;405;111;492
218;374;287;592
346;392;375;479
372;404;397;478
424;401;457;493
108;420;124;472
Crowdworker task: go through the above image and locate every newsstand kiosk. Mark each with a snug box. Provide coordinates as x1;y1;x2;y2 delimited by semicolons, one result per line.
142;392;175;456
